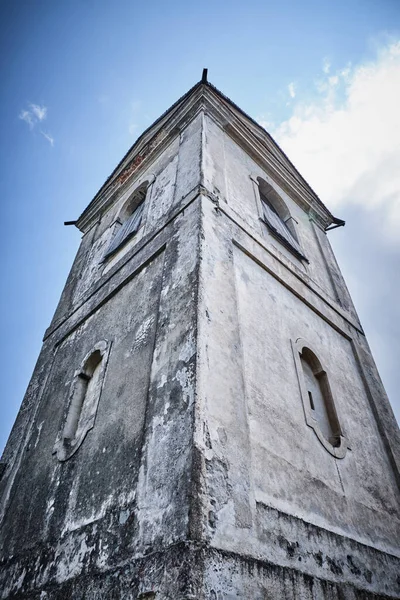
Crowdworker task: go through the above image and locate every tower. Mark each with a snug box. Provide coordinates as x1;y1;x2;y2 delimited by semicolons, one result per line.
1;76;399;599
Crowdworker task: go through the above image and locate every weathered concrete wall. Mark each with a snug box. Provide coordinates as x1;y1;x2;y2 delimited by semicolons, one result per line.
196;137;400;596
234;245;399;547
0;200;201;596
1;91;399;599
203;545;399;600
202;113;358;318
2;254;164;555
49;111;203;331
1;543;204;600
0;105;203;597
2;543;397;600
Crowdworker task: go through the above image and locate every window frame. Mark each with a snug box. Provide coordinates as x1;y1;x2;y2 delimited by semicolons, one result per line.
102;174;155;263
252;176;308;263
291;337;349;458
53;340;111;461
103;187;147;260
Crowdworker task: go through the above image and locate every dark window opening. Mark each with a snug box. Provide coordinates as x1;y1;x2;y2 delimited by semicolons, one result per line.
104;187;147;259
260;191;307;261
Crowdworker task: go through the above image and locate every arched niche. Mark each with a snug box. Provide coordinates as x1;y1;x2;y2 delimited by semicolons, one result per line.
292;338;349;458
54;340;111;461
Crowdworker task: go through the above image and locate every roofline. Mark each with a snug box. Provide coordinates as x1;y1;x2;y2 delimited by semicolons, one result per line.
78;76;342;226
77;80;203;223
203;81;336;223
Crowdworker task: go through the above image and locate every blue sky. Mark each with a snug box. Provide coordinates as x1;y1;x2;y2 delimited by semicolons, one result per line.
1;0;399;453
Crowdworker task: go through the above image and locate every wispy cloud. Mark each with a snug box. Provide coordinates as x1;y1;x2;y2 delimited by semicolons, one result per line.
288;82;296;99
19;103;48;128
257;114;275;130
323;58;331;74
19;103;53;145
272;41;400;244
30;103;47;121
40;131;54;147
19;109;35;129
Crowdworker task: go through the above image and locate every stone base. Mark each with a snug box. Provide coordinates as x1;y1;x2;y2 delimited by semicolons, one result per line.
2;543;399;599
204;547;399;600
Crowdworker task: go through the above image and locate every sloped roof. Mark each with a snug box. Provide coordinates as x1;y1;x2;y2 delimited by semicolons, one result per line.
204;80;338;224
77;76;342;227
77;80;203;225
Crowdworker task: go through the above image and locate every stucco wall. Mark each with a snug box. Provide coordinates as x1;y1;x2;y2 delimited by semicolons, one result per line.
1;254;164;556
0;106;202;596
50;112;203;329
234;245;399;550
196;188;400;596
202;113;358;318
1;97;399;599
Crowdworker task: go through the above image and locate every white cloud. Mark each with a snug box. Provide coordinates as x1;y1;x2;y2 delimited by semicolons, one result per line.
19;109;34;129
30;103;47;121
288;82;296;98
19;103;48;128
273;41;400;244
257;113;274;130
41;131;54;147
19;102;54;145
323;58;331;74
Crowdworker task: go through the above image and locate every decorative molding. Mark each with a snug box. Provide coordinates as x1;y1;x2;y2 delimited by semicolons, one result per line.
202;90;333;228
76;89;205;233
291;337;349;458
53;340;111;462
77;85;335;234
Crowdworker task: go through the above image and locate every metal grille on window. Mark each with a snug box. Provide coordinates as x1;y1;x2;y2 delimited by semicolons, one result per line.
260;193;304;257
105;200;145;258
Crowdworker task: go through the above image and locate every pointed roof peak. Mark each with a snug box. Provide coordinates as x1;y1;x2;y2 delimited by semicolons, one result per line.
77;74;339;230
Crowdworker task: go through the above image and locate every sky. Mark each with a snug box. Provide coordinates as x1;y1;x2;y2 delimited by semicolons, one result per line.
0;0;399;454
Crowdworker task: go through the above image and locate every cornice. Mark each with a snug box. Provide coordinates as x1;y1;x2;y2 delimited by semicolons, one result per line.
77;81;338;233
201;88;333;228
77;87;205;233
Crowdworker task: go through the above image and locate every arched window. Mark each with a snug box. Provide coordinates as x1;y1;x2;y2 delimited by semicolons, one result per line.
292;339;348;458
54;340;110;461
257;178;306;261
104;183;148;259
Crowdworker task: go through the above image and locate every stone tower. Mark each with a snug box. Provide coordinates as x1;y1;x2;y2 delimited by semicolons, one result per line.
1;75;399;599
